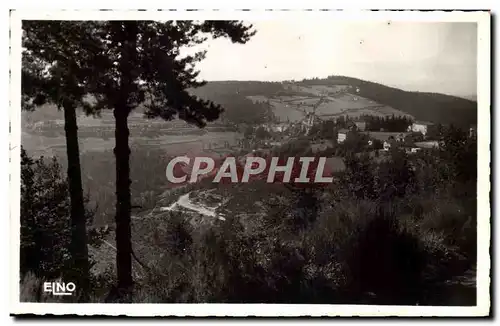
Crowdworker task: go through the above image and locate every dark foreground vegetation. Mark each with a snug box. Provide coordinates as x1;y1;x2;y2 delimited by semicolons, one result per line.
20;125;477;305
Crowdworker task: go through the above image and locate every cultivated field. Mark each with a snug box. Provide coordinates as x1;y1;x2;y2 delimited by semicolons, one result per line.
248;84;413;122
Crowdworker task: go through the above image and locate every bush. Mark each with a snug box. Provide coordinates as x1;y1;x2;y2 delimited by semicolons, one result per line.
59;125;476;305
126;165;476;305
20;148;105;287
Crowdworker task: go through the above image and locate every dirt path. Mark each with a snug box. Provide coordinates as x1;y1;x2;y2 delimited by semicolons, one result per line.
160;192;226;221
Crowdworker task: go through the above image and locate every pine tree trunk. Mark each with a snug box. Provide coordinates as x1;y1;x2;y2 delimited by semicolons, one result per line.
113;107;133;292
112;21;138;298
62;100;90;302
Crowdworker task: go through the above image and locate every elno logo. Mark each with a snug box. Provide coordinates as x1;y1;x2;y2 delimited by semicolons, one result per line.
43;282;76;296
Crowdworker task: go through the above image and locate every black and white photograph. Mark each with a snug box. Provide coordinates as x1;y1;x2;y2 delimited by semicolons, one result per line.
9;9;490;317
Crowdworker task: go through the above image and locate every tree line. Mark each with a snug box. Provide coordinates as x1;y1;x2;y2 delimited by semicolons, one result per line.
360;114;413;132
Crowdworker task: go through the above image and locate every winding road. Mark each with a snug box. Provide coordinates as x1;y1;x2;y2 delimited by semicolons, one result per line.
160;192;226;221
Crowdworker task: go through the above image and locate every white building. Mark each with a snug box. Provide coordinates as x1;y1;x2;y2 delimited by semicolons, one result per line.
264;123;289;133
469;125;477;139
405;147;422;154
337;129;349;143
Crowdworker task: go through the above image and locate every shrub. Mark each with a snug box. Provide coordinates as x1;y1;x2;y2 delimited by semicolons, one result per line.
20;148;105;291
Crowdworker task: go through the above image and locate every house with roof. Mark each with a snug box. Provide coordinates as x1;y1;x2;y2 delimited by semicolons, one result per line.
362;131;409;150
337;129;349;143
382;140;391;151
408;121;434;136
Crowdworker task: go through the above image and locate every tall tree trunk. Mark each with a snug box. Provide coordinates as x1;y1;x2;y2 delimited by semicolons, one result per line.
114;108;133;291
114;108;132;289
63;100;90;302
112;21;138;297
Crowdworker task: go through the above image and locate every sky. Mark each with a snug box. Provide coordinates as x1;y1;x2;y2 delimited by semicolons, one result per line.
186;21;477;98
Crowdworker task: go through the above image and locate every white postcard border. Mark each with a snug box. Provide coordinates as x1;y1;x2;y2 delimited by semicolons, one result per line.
9;9;491;317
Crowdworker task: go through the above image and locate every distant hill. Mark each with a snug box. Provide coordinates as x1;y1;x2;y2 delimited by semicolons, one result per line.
21;76;477;129
296;76;477;128
190;76;477;128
